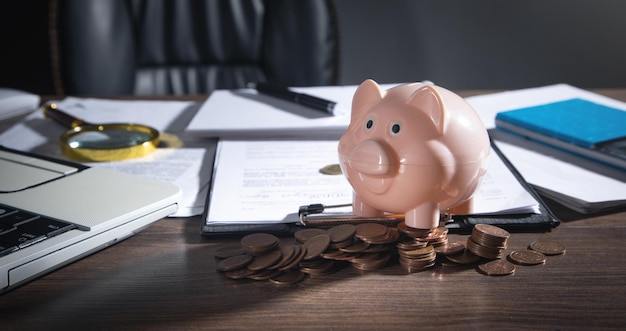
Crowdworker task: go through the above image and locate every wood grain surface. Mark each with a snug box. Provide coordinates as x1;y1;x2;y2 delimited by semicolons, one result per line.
1;90;625;330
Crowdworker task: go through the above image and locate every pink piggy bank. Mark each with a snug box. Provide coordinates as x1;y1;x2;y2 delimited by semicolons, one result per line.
338;79;490;230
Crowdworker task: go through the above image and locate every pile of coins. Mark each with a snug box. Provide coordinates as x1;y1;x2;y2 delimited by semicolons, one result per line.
215;232;308;284
345;223;397;270
214;222;567;282
292;224;399;272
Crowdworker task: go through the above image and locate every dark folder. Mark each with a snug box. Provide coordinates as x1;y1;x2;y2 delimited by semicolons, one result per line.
201;139;559;236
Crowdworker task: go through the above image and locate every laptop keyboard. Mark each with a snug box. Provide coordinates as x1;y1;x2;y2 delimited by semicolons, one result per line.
0;203;76;256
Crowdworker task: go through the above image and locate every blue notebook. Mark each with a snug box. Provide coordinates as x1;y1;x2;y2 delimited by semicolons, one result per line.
495;98;626;170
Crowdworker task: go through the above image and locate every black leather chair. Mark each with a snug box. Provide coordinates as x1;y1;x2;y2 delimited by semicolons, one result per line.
49;0;339;95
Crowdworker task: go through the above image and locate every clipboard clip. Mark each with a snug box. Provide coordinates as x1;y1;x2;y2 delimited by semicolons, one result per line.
298;203;405;227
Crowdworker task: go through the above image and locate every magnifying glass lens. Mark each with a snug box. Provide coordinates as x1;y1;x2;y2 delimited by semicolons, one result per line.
68;129;154;149
45;103;161;161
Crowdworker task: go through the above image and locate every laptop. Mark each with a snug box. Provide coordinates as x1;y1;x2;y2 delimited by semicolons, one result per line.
0;146;181;293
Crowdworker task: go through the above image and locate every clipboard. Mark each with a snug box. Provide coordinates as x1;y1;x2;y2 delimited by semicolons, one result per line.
201;140;559;236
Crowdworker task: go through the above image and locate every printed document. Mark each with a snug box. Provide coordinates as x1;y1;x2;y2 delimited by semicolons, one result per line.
205;140;539;225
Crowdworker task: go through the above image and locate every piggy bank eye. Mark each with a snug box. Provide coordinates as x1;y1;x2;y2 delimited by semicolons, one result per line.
390;123;401;135
365;119;374;131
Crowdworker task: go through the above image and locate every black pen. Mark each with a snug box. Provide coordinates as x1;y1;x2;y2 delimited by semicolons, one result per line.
247;82;337;115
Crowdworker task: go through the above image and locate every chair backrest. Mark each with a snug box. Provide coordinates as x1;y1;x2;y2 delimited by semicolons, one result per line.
50;0;339;95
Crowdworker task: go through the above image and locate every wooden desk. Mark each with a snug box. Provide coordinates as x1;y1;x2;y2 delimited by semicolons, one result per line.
2;90;626;330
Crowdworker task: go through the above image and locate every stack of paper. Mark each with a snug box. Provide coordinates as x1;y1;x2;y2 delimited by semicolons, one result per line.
185;86;355;138
0;88;40;121
185;84;397;139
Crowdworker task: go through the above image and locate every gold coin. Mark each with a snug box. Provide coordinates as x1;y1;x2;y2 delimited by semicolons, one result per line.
477;259;516;276
508;250;546;266
530;240;566;255
319;164;343;175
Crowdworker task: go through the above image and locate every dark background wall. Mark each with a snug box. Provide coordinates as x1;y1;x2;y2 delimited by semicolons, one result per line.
2;0;626;94
1;1;54;94
333;0;626;89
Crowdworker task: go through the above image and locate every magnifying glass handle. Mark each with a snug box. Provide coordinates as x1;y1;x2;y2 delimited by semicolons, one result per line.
44;103;88;129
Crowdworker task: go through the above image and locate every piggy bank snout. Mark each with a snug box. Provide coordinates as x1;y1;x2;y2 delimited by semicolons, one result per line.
346;140;396;176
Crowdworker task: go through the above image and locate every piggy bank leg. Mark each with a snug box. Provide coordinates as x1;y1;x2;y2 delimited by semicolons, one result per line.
352;194;385;217
404;202;439;230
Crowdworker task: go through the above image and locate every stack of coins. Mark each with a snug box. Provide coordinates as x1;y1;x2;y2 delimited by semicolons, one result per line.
395;222;449;272
397;223;449;248
466;224;510;259
397;245;437;272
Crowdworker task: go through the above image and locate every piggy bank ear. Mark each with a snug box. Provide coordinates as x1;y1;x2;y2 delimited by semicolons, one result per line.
351;79;384;121
407;85;445;135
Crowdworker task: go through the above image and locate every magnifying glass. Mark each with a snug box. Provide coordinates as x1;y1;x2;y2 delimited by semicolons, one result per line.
43;103;160;162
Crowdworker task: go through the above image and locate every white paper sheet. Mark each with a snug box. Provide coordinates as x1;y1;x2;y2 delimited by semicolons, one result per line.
185;84;398;139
